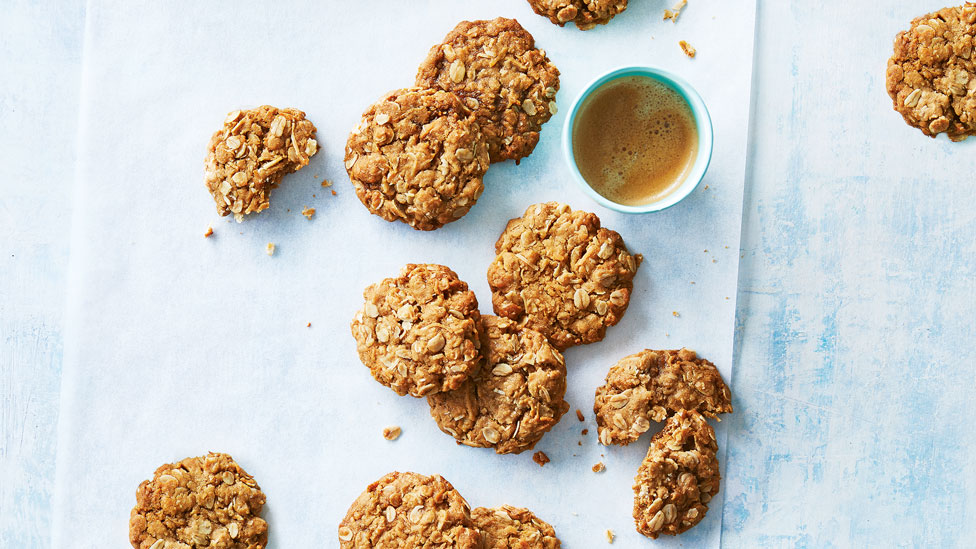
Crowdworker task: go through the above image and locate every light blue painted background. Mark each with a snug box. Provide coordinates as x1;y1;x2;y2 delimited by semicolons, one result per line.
2;1;974;547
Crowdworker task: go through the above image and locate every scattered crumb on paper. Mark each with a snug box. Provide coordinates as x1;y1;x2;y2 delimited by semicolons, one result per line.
664;0;687;22
382;426;401;441
680;40;697;58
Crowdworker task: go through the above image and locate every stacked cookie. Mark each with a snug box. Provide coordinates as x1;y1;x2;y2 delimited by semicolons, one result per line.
593;348;733;539
350;202;643;455
350;264;570;454
337;471;561;548
345;18;561;231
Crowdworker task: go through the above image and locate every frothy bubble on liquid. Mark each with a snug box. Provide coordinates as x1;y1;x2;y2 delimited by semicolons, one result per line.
572;75;699;206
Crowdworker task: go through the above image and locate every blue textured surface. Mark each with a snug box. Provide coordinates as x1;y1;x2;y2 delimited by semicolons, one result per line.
0;2;84;547
2;1;975;547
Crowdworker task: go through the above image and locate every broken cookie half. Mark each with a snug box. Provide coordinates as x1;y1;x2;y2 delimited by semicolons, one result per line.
205;106;318;221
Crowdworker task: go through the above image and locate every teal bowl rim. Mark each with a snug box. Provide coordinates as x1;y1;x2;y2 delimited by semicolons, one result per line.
561;66;714;214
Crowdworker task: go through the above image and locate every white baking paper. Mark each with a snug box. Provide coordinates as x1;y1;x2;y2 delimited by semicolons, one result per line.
53;1;756;547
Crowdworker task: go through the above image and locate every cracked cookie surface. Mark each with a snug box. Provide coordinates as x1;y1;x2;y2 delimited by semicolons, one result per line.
526;0;628;30
886;4;976;141
472;505;561;549
427;315;569;454
351;264;481;397
633;410;719;539
595;348;732;446
129;452;268;549
416;18;560;163
487;202;642;351
205;106;318;221
338;472;482;549
345;88;489;231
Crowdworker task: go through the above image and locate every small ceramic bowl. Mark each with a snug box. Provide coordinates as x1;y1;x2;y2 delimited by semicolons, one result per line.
562;66;714;213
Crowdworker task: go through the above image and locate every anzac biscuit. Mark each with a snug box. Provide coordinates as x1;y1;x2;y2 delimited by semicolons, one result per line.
427;315;569;454
595;348;732;446
205;106;318;221
487;202;642;351
526;0;628;30
886;4;976;141
633;410;719;539
128;452;268;549
416;18;560;163
351;264;481;397
338;472;482;548
472;505;561;549
345;88;489;230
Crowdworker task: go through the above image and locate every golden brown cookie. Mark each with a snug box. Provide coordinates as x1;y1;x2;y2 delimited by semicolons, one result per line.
487;202;642;351
427;315;569;454
416;18;560;163
633;410;719;539
886;4;976;141
345;88;489;230
338;472;482;548
129;453;268;549
526;0;628;30
205;106;318;221
351;264;482;397
595;348;732;446
472;505;561;548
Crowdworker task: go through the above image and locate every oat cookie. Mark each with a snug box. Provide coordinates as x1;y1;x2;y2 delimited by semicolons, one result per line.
351;264;481;397
886;4;976;141
427;315;569;454
205;106;318;221
526;0;628;30
595;348;732;446
472;505;561;549
487;202;642;351
416;18;560;163
129;452;268;549
338;472;482;548
345;88;489;230
633;410;719;539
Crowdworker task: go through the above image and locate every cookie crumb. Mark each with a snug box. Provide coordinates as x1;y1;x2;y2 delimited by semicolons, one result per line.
382;426;402;441
204;226;213;238
321;179;332;187
679;40;696;58
582;428;589;435
532;451;550;467
576;409;585;422
672;311;680;317
605;529;615;543
306;322;311;328
663;0;687;22
266;242;275;256
592;462;605;473
301;206;316;219
331;190;337;196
